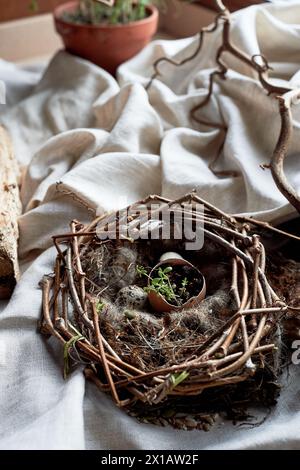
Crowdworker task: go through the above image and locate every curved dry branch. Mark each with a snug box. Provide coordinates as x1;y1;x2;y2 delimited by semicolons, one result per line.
145;0;300;211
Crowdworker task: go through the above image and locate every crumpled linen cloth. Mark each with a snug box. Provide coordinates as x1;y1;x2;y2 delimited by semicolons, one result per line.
0;1;300;450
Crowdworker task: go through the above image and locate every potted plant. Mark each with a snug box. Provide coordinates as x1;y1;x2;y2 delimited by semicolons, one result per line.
53;0;159;74
137;253;206;313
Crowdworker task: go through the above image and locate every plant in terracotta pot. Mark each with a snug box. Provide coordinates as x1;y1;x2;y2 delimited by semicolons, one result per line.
53;0;159;74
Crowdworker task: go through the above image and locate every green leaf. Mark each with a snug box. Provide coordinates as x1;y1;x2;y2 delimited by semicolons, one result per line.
124;309;136;320
163;266;173;274
29;0;39;13
63;334;84;379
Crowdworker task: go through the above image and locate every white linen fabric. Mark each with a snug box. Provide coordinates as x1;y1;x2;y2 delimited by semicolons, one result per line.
0;1;300;450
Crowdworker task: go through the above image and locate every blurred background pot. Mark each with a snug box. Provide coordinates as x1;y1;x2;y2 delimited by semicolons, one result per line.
54;1;159;74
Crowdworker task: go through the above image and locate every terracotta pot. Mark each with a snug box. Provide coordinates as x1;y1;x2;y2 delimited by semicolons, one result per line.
148;257;206;313
54;1;159;74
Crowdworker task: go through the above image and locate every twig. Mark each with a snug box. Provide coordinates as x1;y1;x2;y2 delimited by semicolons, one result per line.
91;299;120;406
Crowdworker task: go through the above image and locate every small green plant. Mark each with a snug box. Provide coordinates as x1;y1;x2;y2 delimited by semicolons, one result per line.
136;265;148;278
170;371;189;388
96;301;105;314
147;266;177;303
63;334;84;379
31;0;194;25
30;0;154;24
137;264;190;305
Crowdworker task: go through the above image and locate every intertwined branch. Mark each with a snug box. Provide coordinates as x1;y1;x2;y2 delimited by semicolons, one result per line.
146;0;300;213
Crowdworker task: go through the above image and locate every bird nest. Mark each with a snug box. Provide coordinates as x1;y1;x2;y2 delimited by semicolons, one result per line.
40;193;291;430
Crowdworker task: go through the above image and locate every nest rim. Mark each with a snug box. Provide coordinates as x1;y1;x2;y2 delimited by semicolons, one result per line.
41;192;288;420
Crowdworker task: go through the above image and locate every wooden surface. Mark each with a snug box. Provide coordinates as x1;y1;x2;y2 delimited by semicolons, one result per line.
0;127;22;299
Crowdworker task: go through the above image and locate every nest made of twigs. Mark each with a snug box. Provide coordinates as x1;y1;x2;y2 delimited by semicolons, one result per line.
40;193;291;429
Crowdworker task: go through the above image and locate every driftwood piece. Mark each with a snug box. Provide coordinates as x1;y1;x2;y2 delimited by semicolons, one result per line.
0;126;21;299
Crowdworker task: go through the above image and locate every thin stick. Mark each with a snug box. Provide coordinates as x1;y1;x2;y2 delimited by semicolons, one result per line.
91;300;120;406
234;215;300;242
71;221;86;307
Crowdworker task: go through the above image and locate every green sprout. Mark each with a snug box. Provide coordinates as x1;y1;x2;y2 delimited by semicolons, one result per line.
148;266;177;303
136;265;148;278
137;264;180;304
69;0;152;25
178;277;189;297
